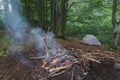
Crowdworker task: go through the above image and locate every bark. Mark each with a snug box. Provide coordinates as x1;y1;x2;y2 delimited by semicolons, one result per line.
25;0;33;27
112;0;117;27
50;0;68;38
44;0;47;31
112;0;119;48
36;0;44;28
36;0;48;31
44;0;49;31
51;0;57;33
57;0;68;38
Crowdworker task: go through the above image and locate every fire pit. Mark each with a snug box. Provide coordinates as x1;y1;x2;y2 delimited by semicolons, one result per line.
8;41;89;80
31;49;85;79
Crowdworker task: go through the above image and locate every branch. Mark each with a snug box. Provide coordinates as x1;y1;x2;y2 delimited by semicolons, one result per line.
67;1;88;10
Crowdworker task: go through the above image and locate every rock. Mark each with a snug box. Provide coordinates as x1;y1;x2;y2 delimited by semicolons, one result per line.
114;62;120;69
83;35;101;46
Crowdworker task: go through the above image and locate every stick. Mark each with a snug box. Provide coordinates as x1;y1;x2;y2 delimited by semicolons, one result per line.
42;62;47;68
30;56;46;59
44;33;49;59
108;57;120;62
71;71;74;80
86;57;101;63
49;69;68;77
49;65;72;73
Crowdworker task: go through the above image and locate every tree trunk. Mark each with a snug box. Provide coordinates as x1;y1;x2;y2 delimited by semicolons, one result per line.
25;0;33;27
36;0;48;31
50;0;57;33
57;0;68;38
3;0;9;19
112;0;118;48
44;0;49;31
36;0;43;27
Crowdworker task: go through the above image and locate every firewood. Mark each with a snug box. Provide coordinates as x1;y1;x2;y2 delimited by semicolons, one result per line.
49;64;72;73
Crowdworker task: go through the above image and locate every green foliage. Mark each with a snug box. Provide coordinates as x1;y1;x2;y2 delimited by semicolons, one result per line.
66;0;120;46
0;0;120;50
0;36;9;57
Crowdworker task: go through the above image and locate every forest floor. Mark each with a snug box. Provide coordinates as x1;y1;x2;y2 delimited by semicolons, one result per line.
0;37;120;80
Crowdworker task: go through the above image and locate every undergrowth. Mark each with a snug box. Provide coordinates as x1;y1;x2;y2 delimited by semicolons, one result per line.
66;24;120;51
0;36;9;57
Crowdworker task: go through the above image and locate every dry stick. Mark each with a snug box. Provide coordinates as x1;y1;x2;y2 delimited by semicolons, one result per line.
49;65;72;73
30;56;46;59
42;62;48;68
71;71;74;80
44;32;49;59
42;27;51;68
107;57;120;62
49;69;68;77
86;57;101;63
81;41;87;68
44;26;50;59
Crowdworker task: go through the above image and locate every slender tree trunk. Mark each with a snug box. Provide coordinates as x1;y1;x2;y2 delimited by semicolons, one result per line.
3;0;9;30
44;0;48;31
36;0;43;27
112;0;118;48
51;0;57;33
112;0;117;27
43;0;49;31
3;0;9;19
25;0;33;27
36;0;49;31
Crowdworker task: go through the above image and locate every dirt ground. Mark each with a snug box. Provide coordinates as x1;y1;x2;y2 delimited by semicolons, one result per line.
0;38;120;80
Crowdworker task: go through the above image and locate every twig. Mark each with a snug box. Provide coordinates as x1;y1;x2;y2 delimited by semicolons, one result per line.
71;71;74;80
44;33;49;59
107;57;120;62
49;65;72;73
30;56;47;59
30;55;54;60
49;69;68;77
42;62;47;68
86;57;101;63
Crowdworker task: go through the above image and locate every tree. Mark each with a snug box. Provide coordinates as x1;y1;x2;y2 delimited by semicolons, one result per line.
50;0;68;38
36;0;44;28
112;0;120;48
50;0;57;33
58;0;68;38
23;0;34;27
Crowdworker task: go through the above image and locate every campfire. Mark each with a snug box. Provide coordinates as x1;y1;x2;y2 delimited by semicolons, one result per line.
31;49;78;78
2;0;91;80
5;28;90;80
10;34;89;80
